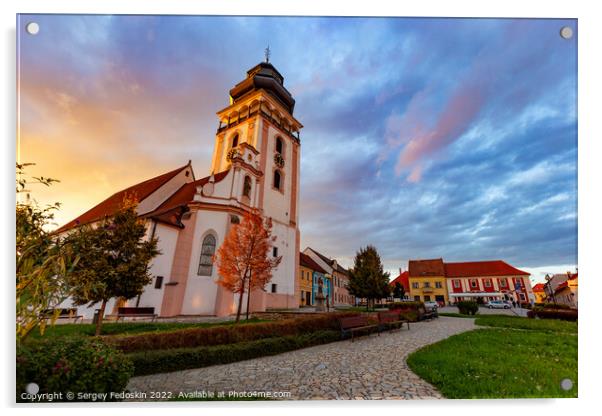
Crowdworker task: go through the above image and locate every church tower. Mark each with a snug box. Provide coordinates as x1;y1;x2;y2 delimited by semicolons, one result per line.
209;55;303;309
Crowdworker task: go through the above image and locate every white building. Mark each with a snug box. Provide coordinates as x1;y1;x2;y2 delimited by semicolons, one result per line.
57;60;302;319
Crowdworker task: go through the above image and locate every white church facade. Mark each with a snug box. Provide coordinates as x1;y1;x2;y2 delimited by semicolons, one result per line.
57;60;302;319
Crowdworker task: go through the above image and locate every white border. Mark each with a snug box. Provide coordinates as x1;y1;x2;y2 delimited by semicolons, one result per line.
3;1;601;416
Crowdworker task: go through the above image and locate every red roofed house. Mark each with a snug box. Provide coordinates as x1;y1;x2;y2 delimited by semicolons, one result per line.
553;272;578;308
390;270;410;300
55;61;303;319
444;260;534;305
532;283;547;303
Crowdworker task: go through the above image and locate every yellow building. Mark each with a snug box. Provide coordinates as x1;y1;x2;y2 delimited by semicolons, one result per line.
298;252;329;307
408;259;449;305
532;283;547;303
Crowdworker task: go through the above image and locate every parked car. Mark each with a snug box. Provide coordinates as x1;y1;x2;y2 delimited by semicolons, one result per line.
423;301;439;310
486;300;511;309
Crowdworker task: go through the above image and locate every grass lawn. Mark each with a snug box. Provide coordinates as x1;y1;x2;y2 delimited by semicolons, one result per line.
475;315;577;334
407;321;577;398
28;317;265;340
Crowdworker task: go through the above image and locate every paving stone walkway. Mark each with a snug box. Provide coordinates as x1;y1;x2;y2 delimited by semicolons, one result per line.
127;316;477;400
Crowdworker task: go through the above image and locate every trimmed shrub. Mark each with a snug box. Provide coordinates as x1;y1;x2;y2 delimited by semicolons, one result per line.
109;312;357;353
17;337;133;402
457;301;479;315
387;301;424;310
534;303;572;310
400;311;418;322
528;309;578;321
129;330;340;376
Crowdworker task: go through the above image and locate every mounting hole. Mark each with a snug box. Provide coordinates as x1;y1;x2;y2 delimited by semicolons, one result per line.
26;22;40;35
560;26;573;40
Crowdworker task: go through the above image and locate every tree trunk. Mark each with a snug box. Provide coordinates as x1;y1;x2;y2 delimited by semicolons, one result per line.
95;299;107;336
246;271;252;320
235;278;245;323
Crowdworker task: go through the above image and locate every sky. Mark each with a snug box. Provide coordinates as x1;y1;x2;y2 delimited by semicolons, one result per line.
17;15;577;284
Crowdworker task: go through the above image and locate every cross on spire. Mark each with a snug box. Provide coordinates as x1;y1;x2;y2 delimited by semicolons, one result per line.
264;45;271;63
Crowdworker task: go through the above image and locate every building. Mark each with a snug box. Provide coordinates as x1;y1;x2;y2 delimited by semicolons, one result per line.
303;247;354;306
444;260;534;304
532;283;547;303
389;270;410;300
408;259;449;305
298;252;329;307
553;273;578;308
56;59;303;319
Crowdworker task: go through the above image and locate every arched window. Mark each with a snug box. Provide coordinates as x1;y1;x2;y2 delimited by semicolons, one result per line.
198;234;216;276
275;137;283;154
232;134;239;148
273;170;282;190
243;175;252;198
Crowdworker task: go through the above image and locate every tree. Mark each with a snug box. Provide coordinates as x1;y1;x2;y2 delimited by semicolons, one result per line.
392;282;405;300
213;210;282;322
16;163;79;342
347;245;391;310
65;199;159;335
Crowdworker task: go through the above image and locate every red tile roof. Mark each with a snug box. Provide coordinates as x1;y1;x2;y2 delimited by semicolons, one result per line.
444;260;529;277
409;259;445;277
532;283;546;292
299;252;327;274
56;164;191;233
390;271;409;291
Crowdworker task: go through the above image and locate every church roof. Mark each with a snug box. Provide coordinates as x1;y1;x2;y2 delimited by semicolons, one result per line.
229;61;296;114
56;163;191;233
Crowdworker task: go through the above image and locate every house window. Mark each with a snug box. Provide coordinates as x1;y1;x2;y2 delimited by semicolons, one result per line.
271;284;277;293
414;295;421;301
198;234;216;276
424;295;431;301
499;278;507;287
273;247;278;257
435;281;442;289
470;280;478;288
519;293;526;301
424;282;431;288
485;279;492;288
243;175;252;198
273;170;282;190
412;282;419;289
453;279;461;288
232;133;239;148
154;276;163;289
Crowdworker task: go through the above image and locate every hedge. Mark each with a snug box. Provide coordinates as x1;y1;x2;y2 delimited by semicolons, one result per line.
108;312;357;353
456;301;479;315
129;330;341;376
17;337;133;402
527;309;578;321
387;301;424;310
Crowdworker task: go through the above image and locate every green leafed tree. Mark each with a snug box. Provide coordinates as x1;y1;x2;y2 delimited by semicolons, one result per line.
392;281;405;300
16;163;78;342
347;245;391;310
65;199;160;335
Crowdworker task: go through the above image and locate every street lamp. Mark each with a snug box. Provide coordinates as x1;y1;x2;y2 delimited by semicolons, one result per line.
545;274;557;307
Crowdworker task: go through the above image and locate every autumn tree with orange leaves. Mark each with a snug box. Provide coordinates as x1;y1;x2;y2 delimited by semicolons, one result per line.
214;210;282;322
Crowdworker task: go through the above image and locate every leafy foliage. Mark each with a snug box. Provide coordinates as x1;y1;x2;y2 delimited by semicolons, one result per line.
214;210;282;322
16;163;78;341
347;245;391;309
456;300;479;315
64;200;159;335
17;336;133;401
392;282;405;299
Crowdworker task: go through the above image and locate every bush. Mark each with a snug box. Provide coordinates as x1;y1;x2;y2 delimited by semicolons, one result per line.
456;301;479;315
528;309;578;321
17;337;133;402
387;301;424;310
534;303;572;310
109;313;356;353
400;311;418;322
129;330;340;376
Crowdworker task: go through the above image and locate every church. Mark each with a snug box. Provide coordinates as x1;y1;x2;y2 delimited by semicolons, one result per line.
57;59;303;319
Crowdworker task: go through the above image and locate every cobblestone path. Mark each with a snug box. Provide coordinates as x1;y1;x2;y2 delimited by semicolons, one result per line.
127;316;476;400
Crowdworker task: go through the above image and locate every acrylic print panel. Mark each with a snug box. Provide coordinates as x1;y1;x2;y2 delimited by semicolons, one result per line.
16;14;577;402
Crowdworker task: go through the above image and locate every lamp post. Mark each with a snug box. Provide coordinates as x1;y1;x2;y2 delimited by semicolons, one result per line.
545;274;557;307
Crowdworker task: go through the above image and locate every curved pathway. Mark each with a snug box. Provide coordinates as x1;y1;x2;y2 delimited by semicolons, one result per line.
127;316;476;400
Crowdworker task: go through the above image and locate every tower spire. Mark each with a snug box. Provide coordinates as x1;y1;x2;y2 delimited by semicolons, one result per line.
264;45;271;63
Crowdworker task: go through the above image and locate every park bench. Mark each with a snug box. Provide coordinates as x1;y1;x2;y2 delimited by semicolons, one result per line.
41;308;83;324
115;307;157;322
417;305;438;321
377;310;410;333
339;315;379;342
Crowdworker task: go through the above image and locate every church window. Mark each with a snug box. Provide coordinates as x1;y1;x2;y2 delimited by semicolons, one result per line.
243;175;252;198
271;283;278;293
154;276;163;289
198;234;217;276
273;169;282;190
232;133;239;148
276;137;283;154
273;247;278;257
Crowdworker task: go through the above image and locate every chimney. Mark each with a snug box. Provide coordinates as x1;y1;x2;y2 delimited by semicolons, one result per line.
399;268;402;275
